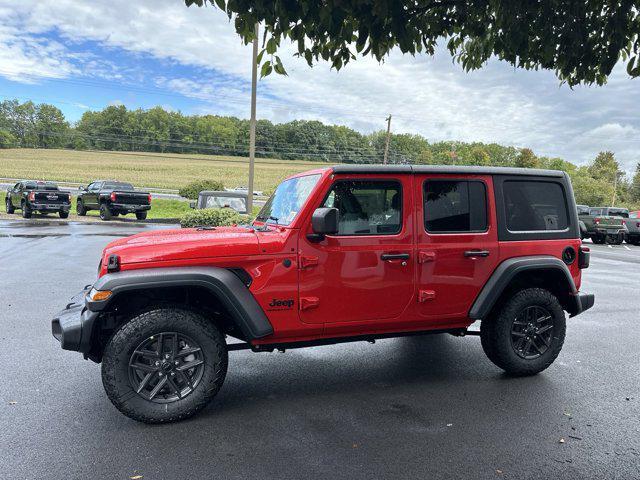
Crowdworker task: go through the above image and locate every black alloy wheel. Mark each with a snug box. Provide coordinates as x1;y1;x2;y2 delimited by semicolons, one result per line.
510;306;554;360
128;332;205;403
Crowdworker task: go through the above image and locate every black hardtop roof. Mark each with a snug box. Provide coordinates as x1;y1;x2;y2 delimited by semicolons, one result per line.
331;164;566;178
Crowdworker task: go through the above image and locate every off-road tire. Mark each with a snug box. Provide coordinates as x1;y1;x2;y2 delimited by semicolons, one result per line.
102;307;228;424
21;201;32;218
59;211;69;219
99;204;112;221
76;200;87;216
135;211;147;220
481;288;566;376
5;197;14;214
591;235;605;244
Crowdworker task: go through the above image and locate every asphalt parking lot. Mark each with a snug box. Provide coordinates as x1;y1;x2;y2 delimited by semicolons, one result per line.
1;221;638;480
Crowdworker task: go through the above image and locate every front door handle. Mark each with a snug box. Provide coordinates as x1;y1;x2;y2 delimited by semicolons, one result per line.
464;250;490;258
381;253;410;261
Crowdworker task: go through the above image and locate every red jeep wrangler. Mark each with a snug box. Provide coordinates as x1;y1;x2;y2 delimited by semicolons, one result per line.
52;165;594;423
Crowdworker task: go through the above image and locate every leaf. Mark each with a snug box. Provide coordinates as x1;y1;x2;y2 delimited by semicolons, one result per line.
256;48;265;65
213;0;225;10
627;56;636;76
266;38;278;55
260;61;273;78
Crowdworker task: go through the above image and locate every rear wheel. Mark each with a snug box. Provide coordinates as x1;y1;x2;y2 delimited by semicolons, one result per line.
99;204;112;221
102;307;228;423
481;288;566;376
21;201;32;218
5;197;14;214
592;234;605;244
606;233;623;245
59;210;69;219
76;200;87;216
136;211;147;220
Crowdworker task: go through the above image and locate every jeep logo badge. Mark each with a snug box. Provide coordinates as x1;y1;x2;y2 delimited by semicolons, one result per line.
267;298;294;310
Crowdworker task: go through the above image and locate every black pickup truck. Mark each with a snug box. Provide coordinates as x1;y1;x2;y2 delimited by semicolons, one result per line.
5;180;71;218
76;181;151;221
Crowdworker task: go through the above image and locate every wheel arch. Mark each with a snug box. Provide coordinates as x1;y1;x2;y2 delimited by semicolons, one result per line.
85;267;273;360
470;256;580;321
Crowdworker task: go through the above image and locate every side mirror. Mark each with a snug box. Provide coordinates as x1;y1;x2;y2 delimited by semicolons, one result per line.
79;186;87;192
308;208;338;242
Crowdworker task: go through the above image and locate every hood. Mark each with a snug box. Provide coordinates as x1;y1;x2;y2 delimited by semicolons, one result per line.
103;226;261;265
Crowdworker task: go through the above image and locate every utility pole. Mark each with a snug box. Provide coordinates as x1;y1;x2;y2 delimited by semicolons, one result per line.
247;22;259;216
383;114;392;164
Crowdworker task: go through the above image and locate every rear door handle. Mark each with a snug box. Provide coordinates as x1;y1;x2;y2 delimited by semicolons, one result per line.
381;253;410;261
464;250;490;258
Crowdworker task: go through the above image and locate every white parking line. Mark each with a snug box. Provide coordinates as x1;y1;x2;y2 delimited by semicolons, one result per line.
624;245;631;251
608;245;612;249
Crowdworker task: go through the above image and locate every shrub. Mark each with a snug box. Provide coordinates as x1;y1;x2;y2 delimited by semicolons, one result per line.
0;130;17;148
180;208;246;228
179;180;224;200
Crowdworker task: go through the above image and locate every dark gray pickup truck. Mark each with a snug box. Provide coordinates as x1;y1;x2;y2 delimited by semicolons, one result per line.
578;206;628;244
76;181;151;221
5;180;71;218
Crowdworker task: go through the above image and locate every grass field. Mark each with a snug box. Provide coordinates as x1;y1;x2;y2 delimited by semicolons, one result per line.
0;148;324;192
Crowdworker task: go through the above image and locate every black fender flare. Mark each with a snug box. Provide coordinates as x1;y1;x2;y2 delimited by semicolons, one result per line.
469;256;579;320
88;266;273;340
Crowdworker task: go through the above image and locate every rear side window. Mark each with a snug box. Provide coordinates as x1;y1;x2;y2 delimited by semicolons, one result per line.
322;180;401;235
423;180;487;233
503;181;568;231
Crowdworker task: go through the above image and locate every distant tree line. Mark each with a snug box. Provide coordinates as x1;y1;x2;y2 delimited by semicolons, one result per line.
0;99;638;208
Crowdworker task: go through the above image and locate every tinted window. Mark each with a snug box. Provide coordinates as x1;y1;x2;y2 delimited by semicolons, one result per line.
36;183;58;191
424;180;487;233
322;180;401;235
104;182;134;191
503;181;568;231
589;208;603;216
608;209;628;218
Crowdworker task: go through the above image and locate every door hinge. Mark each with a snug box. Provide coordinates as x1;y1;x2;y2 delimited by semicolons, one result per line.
300;297;320;311
418;290;436;302
299;255;319;269
418;251;436;264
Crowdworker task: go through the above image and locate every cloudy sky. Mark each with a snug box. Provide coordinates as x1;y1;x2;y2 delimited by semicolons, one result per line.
1;0;639;173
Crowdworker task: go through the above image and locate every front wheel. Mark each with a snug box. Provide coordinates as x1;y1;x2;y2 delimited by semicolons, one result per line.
101;307;228;423
76;200;87;216
99;204;112;221
5;197;14;214
135;211;147;220
481;288;566;376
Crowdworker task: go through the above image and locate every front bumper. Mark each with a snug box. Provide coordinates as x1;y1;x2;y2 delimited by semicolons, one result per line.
568;292;595;317
51;287;99;353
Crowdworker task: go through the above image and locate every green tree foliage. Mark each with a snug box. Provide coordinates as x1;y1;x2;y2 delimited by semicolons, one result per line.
515;148;541;169
629;163;640;204
0;130;17;148
179;180;225;200
0;100;68;148
186;0;640;86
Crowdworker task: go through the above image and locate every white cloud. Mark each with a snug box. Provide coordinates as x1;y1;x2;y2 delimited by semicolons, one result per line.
0;0;639;174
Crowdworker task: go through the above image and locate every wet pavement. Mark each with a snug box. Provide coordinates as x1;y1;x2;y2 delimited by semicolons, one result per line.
0;222;639;480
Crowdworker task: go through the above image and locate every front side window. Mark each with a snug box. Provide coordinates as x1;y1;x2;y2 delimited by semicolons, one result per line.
321;180;402;235
424;180;487;233
256;174;321;226
503;180;568;231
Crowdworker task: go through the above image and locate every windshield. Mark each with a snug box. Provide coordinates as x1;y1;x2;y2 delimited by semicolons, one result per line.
203;195;247;212
255;174;321;226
